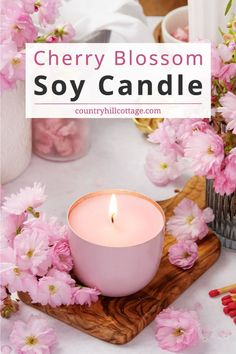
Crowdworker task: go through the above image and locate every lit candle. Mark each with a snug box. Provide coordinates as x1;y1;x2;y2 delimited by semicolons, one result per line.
109;194;117;224
68;190;165;297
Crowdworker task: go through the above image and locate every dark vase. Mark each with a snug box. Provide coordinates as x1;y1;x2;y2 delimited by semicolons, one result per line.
206;179;236;250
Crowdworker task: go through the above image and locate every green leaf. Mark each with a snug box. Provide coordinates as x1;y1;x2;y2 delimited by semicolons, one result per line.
218;26;224;37
225;0;233;16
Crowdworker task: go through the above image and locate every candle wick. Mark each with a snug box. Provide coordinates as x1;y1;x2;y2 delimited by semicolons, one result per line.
111;214;115;223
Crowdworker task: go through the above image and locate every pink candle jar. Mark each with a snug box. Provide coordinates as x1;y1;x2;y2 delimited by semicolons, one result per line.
68;190;165;297
32;118;90;161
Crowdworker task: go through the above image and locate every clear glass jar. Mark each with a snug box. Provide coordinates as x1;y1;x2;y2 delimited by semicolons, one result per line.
32;118;91;162
206;179;236;250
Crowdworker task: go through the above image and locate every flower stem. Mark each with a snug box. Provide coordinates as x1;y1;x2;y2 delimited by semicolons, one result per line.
27;207;40;218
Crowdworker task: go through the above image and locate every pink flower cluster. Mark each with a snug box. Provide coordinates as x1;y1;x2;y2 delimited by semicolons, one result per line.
166;199;214;269
146;117;236;195
145;119;209;187
155;308;200;352
146;20;236;196
0;183;101;316
0;0;75;91
32;118;90;159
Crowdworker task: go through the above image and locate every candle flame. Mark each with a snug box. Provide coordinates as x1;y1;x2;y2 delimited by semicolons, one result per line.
109;194;117;223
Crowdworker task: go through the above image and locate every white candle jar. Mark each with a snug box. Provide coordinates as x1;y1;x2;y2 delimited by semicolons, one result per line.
1;82;32;184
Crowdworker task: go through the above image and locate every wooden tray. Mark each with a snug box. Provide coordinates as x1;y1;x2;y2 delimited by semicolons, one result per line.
139;0;187;16
153;22;163;43
19;176;221;345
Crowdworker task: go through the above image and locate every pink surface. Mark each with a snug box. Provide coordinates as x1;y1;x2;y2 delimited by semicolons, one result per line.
68;191;164;247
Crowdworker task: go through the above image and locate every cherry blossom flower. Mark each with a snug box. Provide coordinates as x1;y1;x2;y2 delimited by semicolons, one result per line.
2;183;46;215
167;198;214;241
1;184;102;312
148;119;204;160
14;229;51;276
1;42;17;71
0;211;26;247
37;0;62;26
184;129;224;179
47;268;75;286
148;120;184;159
145;149;181;186
0;72;14;91
218;43;233;62
218;91;236;122
10;315;57;354
71;287;101;306
0;247;37;293
214;148;236;195
33;275;71;307
0;1;37;48
211;44;222;77
214;169;236;195
168;241;198;270
226;119;236;134
225;148;236;184
218;63;236;83
211;43;234;77
24;213;70;245
155;308;200;352
46;35;59;43
21;0;37;14
51;239;73;272
1;345;12;354
0;41;25;90
53;24;76;42
1;51;25;84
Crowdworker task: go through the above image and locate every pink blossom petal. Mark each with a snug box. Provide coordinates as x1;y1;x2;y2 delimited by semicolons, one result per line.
1;345;12;354
155;308;200;352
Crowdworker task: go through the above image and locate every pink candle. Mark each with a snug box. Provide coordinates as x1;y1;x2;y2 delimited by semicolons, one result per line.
68;190;165;297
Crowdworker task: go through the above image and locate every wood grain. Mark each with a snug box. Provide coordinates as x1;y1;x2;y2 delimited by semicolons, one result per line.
139;0;187;16
153;22;163;43
19;176;221;345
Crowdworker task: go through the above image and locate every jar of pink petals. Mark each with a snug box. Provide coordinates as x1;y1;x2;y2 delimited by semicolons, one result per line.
32;118;91;162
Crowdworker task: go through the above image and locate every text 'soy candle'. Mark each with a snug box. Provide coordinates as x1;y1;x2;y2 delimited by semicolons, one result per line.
68;190;165;297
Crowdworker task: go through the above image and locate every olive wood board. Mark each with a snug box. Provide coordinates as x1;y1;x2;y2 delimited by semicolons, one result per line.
19;176;221;345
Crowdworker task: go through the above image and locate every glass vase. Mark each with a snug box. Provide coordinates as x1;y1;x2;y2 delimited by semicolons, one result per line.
32;118;91;162
32;30;110;162
206;179;236;250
